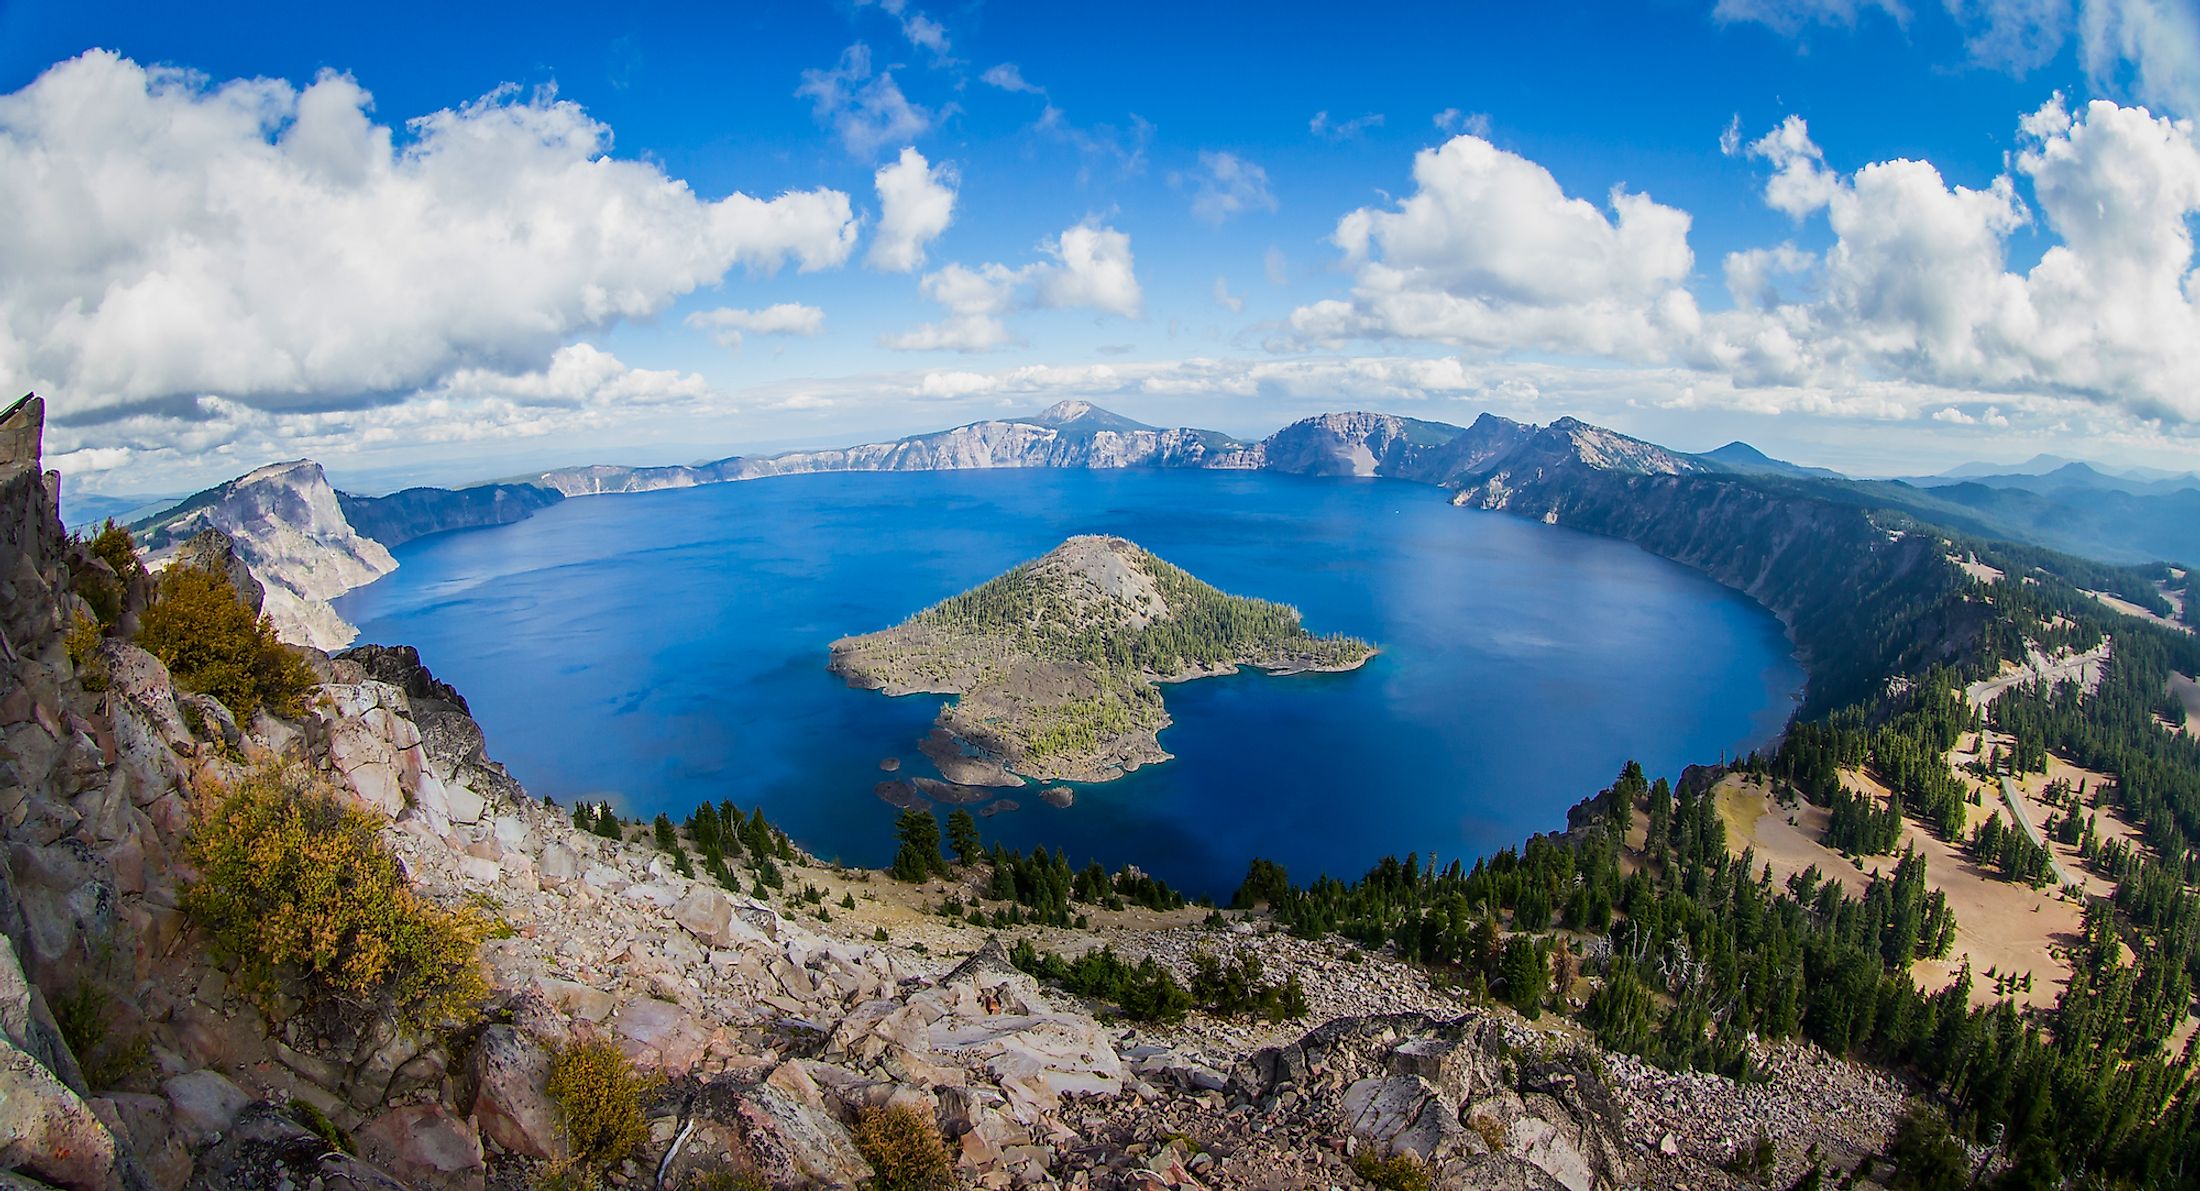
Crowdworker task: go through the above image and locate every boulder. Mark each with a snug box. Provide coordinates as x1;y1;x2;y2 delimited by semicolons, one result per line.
538;842;580;889
672;887;733;947
1508;1115;1596;1191
96;643;189;746
463;1025;567;1162
173;694;239;752
357;1103;486;1191
1342;1075;1466;1160
184;1103;411;1191
99;1092;192;1191
613;998;709;1072
735;1062;873;1189
0;1035;145;1191
0;933;84;1093
160;1069;252;1148
537;978;614;1024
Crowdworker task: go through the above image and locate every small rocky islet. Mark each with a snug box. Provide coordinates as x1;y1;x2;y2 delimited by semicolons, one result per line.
828;534;1375;787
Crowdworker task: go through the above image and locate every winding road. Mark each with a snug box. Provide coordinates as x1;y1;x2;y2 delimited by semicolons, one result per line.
1999;776;2076;889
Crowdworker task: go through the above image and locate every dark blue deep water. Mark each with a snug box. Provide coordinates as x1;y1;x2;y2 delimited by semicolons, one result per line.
336;469;1802;896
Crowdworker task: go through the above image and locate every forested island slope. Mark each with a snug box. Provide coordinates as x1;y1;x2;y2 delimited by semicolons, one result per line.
828;535;1373;783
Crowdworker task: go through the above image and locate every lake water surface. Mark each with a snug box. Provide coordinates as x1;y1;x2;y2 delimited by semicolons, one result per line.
337;468;1802;896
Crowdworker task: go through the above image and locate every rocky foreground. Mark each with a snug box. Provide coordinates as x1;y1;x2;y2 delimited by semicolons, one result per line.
5;402;1911;1189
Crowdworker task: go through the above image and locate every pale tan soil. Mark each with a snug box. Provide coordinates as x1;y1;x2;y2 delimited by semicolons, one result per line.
2170;672;2200;740
1964;642;2110;708
2082;589;2193;635
1715;772;2080;1011
1951;554;2004;584
1953;731;2145;893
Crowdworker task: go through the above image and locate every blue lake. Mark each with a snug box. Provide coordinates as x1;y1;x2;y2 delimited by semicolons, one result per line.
336;468;1803;897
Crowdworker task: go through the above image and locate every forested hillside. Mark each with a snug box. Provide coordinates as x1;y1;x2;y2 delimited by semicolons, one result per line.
1229;522;2200;1183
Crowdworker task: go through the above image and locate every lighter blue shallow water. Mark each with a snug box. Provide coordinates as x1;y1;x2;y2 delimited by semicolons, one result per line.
336;469;1802;897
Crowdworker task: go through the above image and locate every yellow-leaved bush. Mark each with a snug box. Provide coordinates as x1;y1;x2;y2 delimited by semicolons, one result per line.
182;762;487;1036
546;1036;652;1180
850;1104;955;1191
137;563;315;720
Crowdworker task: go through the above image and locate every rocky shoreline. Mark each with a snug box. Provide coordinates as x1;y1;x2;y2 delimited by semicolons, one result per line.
829;535;1374;791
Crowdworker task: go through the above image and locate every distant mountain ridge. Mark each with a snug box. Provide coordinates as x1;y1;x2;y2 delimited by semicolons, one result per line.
1698;441;1845;480
126;400;2196;662
1915;454;2199;492
518;399;1247;496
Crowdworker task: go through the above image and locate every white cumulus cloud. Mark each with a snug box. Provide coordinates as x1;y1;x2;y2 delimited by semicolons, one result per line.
1185;150;1278;224
796;44;936;158
1700;100;2200;421
0;51;856;425
1285;98;2200;431
884;220;1142;351
684;304;828;350
1287;133;1698;357
52;342;725;490
868;147;957;272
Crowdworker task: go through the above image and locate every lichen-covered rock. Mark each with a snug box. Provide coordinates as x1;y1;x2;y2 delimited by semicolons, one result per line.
1342;1074;1464;1159
461;1026;566;1163
158;1071;251;1149
734;1062;873;1189
0;1035;149;1191
356;1103;485;1191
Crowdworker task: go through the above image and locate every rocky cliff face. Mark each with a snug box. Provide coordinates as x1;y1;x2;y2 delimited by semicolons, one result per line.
1453;451;1978;715
132;461;395;650
1231;410;1536;483
336;485;564;550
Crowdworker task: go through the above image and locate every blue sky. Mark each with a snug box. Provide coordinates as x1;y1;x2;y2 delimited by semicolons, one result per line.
3;0;2198;493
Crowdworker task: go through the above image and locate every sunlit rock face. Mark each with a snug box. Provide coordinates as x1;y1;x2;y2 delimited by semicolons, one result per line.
137;459;396;649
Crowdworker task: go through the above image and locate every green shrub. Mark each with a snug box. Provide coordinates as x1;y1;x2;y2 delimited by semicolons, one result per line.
546;1036;652;1180
51;980;146;1090
137;563;314;719
64;613;107;690
71;567;123;628
1725;1131;1776;1179
181;762;488;1036
69;520;143;628
1011;939;1193;1024
88;520;143;583
1351;1148;1433;1191
850;1104;954;1191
